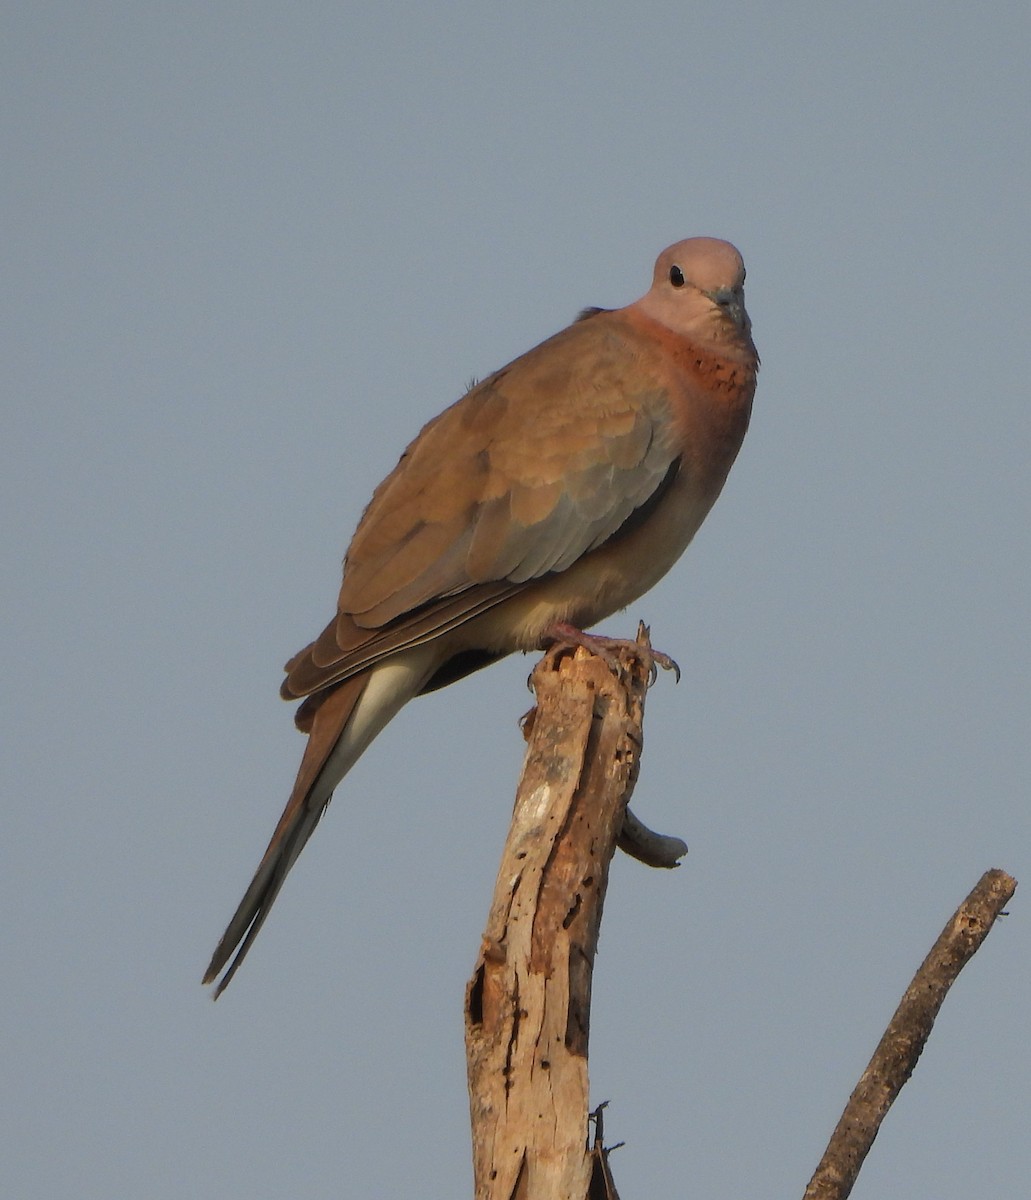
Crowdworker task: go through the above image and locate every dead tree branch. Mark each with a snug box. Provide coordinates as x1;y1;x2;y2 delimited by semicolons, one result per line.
464;626;678;1200
803;867;1017;1200
459;617;1017;1200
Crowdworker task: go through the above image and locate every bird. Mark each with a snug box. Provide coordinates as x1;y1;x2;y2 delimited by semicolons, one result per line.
203;237;758;996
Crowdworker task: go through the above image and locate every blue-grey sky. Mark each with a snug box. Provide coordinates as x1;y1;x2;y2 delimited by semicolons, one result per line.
3;5;1029;1197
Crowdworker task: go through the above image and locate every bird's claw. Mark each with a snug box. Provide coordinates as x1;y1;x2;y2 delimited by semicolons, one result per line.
540;622;680;686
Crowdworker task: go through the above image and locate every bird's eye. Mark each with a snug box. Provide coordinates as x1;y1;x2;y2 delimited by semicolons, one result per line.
669;265;685;288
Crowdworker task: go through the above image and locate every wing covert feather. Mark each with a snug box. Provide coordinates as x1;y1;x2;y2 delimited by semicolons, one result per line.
339;314;681;626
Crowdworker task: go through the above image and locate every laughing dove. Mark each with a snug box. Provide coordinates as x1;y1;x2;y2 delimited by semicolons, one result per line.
204;237;758;995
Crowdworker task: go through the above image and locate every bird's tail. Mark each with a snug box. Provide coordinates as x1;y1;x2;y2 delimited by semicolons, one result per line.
203;648;435;997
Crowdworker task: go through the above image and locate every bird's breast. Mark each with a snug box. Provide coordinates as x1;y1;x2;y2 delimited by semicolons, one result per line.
454;324;755;657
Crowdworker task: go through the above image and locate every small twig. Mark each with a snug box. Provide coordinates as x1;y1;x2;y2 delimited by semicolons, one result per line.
587;1103;624;1200
803;868;1017;1200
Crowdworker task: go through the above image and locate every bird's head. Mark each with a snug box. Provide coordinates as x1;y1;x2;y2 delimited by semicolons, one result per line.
633;237;756;362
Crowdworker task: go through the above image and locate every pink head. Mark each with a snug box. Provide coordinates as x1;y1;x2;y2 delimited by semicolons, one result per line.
631;237;754;356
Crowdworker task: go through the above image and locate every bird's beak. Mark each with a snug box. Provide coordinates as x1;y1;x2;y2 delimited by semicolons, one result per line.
705;286;750;334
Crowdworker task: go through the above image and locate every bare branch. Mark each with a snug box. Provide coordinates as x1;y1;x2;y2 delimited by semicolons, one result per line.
464;632;659;1200
803;868;1017;1200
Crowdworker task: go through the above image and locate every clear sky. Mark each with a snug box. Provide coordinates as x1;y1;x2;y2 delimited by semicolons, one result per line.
3;4;1029;1197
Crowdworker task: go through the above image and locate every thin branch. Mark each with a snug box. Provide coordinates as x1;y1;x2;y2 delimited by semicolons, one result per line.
587;1104;624;1200
803;868;1017;1200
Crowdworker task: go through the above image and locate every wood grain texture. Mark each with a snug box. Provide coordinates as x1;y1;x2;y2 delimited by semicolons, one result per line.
464;633;658;1200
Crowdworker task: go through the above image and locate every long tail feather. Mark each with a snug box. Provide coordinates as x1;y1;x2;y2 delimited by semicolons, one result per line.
202;676;368;996
203;645;439;997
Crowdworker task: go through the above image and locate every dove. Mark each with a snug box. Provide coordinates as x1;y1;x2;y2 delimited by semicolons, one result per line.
204;237;758;995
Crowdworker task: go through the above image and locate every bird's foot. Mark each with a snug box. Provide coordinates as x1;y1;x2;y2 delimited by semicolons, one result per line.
540;621;681;684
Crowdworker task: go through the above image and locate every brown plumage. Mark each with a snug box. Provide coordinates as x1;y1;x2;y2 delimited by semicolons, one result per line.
204;237;758;995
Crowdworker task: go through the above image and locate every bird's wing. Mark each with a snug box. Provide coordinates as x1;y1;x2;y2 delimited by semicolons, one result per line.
283;315;684;699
